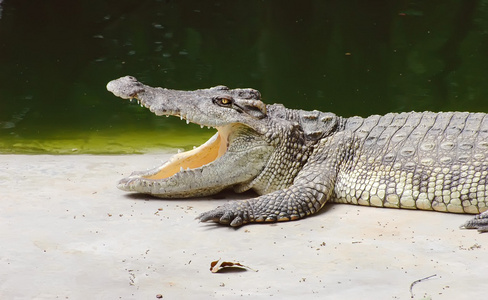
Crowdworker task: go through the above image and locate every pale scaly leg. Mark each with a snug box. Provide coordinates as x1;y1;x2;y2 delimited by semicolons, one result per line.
461;210;488;233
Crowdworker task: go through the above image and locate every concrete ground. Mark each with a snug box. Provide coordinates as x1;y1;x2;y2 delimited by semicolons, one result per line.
1;154;487;299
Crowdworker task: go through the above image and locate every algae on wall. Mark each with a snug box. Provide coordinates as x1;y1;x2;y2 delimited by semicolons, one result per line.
1;0;487;154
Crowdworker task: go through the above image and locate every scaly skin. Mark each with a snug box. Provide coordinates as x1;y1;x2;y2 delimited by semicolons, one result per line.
107;76;488;231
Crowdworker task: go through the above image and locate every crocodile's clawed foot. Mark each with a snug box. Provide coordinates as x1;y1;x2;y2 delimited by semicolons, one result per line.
460;211;488;233
197;201;252;227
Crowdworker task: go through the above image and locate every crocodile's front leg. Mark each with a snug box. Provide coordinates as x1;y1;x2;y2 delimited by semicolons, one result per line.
461;211;488;232
198;136;343;226
198;183;332;226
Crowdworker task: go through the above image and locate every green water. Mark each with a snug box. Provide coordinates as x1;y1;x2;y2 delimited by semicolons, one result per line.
1;0;488;154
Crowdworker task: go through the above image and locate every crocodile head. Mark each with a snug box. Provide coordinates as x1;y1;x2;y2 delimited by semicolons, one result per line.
106;76;280;198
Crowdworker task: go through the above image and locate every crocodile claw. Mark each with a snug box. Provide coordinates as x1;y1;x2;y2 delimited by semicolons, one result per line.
198;201;251;227
460;210;488;232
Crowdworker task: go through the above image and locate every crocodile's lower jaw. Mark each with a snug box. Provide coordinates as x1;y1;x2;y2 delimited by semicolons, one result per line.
142;126;230;180
116;122;269;198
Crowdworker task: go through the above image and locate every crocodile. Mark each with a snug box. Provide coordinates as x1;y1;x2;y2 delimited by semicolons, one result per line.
107;76;488;232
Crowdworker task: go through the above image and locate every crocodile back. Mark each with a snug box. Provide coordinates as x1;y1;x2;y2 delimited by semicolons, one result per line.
333;111;488;214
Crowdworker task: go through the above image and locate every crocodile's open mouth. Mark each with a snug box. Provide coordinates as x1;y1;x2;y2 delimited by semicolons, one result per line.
108;76;270;197
141;125;232;180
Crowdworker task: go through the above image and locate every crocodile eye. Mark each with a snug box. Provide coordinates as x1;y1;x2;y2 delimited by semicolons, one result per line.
213;97;233;107
221;98;231;105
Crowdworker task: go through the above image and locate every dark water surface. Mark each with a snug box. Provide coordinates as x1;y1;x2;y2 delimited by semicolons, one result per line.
1;0;488;154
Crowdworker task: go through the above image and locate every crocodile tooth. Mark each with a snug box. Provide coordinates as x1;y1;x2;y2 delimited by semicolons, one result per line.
180;167;184;172
177;149;183;153
180;115;183;120
193;146;197;149
200;125;204;129
186;119;190;124
186;167;191;171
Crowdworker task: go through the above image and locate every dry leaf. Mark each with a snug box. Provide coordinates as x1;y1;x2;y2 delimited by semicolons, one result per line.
210;259;256;273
